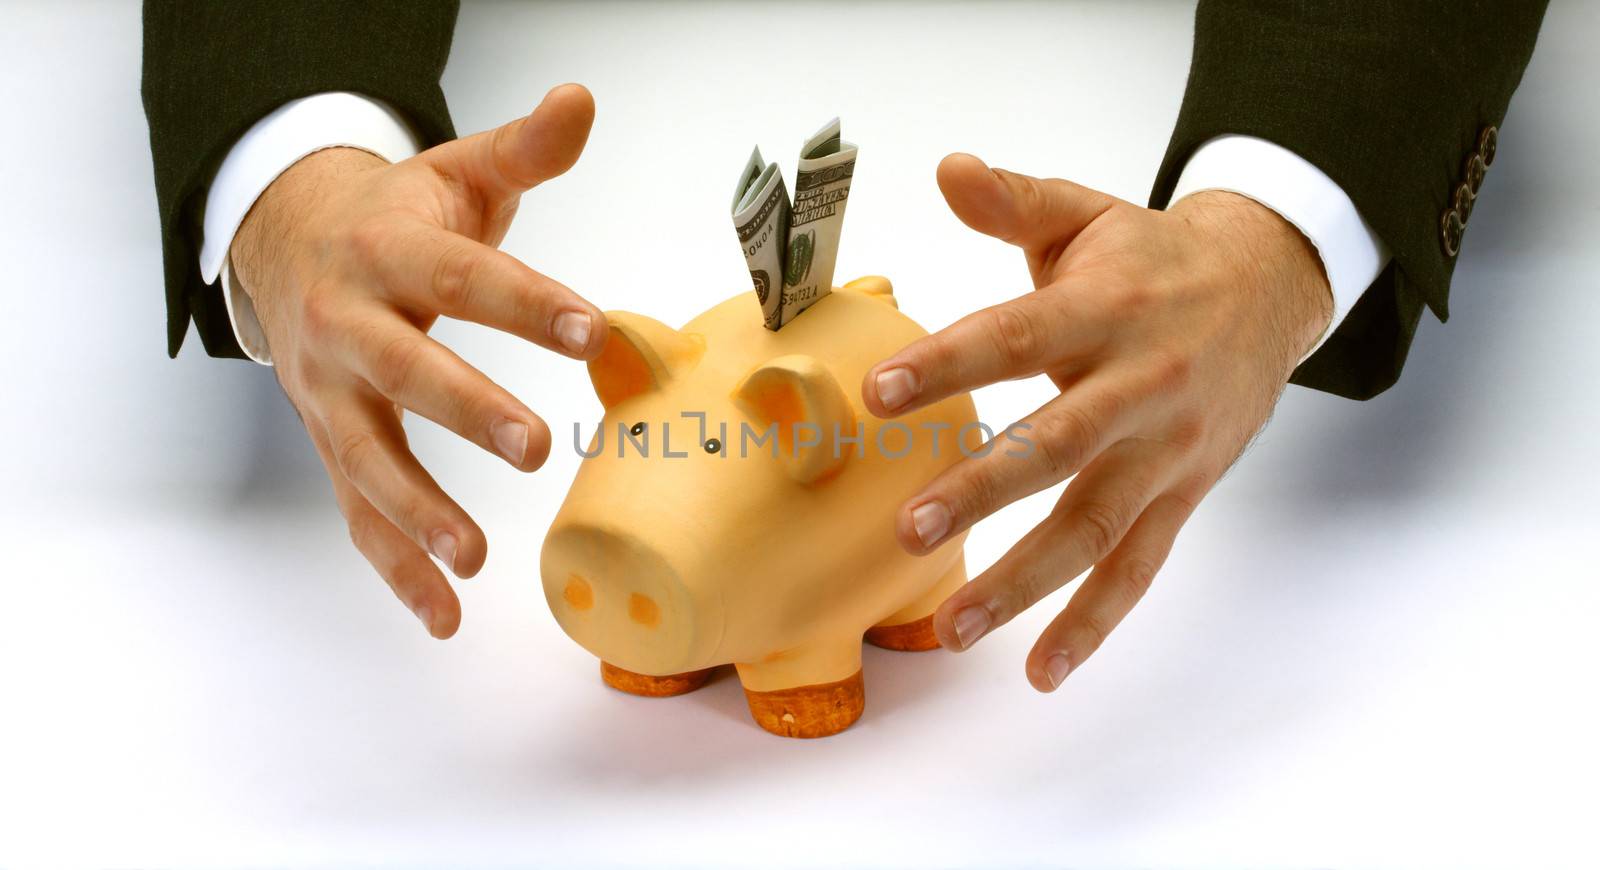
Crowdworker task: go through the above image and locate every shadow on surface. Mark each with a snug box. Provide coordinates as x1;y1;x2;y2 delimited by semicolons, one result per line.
520;640;980;782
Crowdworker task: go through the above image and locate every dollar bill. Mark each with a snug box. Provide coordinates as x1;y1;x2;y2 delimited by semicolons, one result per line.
731;147;792;330
730;120;858;331
780;118;857;328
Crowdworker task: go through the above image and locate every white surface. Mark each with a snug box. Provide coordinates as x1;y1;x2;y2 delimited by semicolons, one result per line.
1172;133;1389;357
1;1;1597;867
201;91;423;364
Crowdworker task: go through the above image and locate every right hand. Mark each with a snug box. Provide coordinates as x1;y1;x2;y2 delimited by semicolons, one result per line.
229;84;606;639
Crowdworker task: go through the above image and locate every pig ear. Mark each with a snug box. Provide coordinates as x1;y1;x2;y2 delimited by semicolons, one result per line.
588;312;705;409
732;354;856;485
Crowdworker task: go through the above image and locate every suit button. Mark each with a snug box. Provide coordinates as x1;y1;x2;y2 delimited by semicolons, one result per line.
1440;209;1464;257
1453;182;1476;223
1478;125;1498;167
1464;152;1487;194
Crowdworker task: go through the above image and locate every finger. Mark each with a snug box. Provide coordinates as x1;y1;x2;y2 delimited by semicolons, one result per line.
322;388;488;579
936;152;1118;253
342;313;554;471
425;82;595;200
893;373;1144;555
378;225;605;359
1025;491;1198;691
930;438;1179;652
310;424;463;638
862;286;1103;417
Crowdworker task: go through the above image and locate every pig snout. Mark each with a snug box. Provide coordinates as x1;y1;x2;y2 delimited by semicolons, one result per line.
540;522;724;676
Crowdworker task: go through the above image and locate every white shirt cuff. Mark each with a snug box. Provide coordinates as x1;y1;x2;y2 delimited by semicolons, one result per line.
1168;134;1391;360
198;92;422;364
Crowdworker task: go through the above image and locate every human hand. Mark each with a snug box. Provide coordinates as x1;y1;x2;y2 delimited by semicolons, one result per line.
862;154;1333;690
229;84;606;638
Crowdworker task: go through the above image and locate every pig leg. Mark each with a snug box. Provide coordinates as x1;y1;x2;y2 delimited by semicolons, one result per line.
599;661;718;697
864;552;968;652
735;642;864;738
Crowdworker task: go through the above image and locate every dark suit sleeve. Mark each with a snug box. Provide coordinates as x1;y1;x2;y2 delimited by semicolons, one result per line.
141;1;460;359
1148;1;1547;400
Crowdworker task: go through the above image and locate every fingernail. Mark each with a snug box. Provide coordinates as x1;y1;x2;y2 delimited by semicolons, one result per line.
1044;653;1072;689
414;605;434;633
953;605;991;649
911;501;951;548
875;366;919;412
429;531;458;574
553;310;592;355
492;419;529;465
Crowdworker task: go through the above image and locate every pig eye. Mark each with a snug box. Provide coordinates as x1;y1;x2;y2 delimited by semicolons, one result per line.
629;422;646;437
703;438;722;454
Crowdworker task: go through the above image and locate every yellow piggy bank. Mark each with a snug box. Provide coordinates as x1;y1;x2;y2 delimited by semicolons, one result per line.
541;277;978;737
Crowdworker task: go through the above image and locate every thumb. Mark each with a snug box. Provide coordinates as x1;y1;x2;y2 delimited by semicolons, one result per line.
936;152;1116;251
430;83;596;199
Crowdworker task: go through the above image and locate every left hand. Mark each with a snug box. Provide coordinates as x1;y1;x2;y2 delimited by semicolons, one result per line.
862;153;1333;691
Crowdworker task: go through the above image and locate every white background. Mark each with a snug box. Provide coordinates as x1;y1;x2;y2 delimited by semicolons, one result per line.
2;1;1597;867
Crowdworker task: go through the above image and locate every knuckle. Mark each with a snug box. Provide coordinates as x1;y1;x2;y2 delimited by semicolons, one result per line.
276;359;316;402
371;334;427;397
1034;431;1080;480
1076;611;1114;655
333;427;378;481
1013;178;1049;232
347;219;391;262
1166;411;1207;450
1150;267;1187;301
429;243;480;311
986;304;1041;371
388;556;438;600
450;387;496;436
1114;554;1161;602
1035;407;1098;478
918;332;959;378
289;357;320;391
1151;351;1194;393
954;461;1004;523
487;118;525;186
395;499;432;545
299;287;340;342
991;567;1044;622
1011;567;1053;613
1073;497;1128;558
1118;282;1156;316
506;277;549;330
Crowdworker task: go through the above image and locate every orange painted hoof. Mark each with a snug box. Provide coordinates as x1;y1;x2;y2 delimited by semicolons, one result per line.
600;661;715;697
865;613;940;651
742;669;865;738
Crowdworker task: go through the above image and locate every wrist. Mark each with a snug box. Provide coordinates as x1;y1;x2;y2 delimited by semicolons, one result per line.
1170;191;1334;368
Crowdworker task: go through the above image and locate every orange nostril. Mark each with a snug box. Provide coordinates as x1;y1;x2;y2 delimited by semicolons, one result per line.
563;574;594;611
628;593;660;628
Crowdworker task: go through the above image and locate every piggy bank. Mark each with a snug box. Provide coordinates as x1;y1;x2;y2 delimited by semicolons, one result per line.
541;276;976;738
